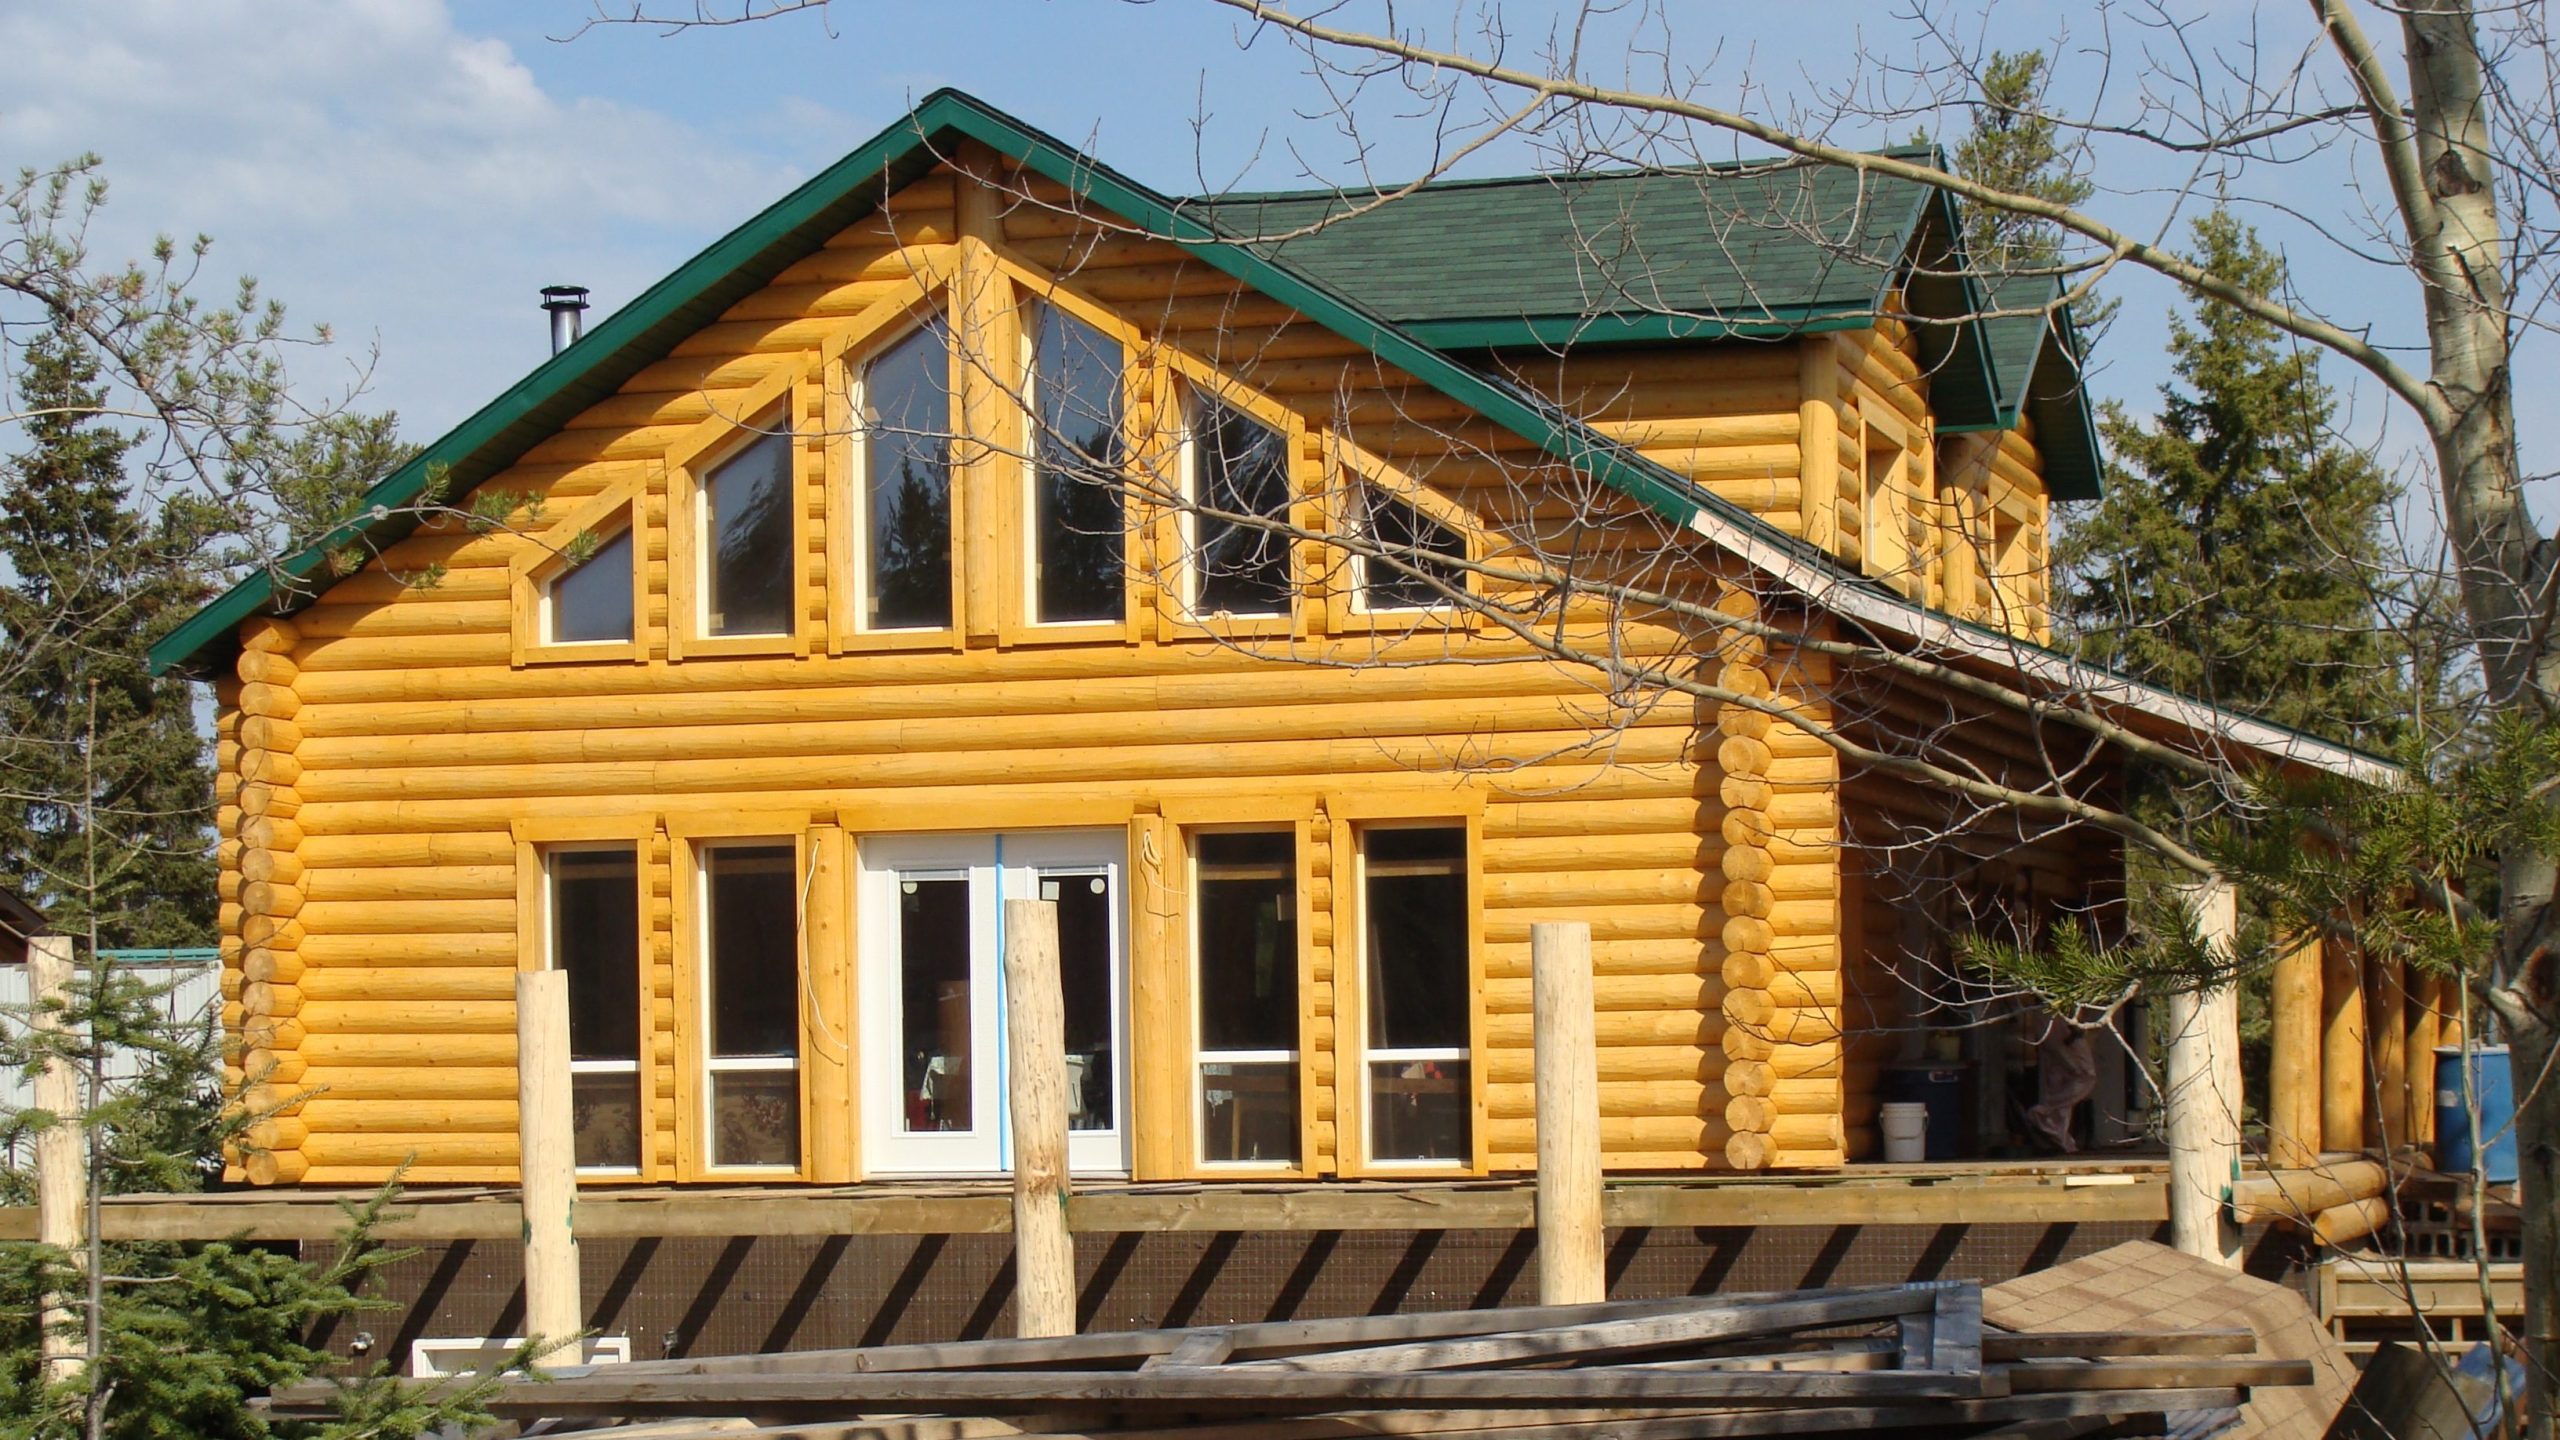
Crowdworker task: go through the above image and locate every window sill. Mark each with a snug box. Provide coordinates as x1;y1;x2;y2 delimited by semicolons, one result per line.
674;631;803;662
829;624;963;656
516;637;646;667
1002;617;1132;648
1162;611;1296;644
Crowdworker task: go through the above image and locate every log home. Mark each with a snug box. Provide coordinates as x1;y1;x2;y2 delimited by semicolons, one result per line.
143;91;2416;1350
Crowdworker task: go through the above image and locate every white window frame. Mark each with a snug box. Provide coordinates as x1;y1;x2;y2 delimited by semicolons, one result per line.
536;522;637;649
1189;834;1299;1171
1179;390;1292;622
1353;827;1472;1170
849;313;956;636
1346;483;1464;617
542;843;644;1178
693;416;797;640
694;837;803;1176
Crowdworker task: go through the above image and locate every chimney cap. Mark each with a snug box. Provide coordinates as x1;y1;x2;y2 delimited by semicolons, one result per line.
540;285;590;311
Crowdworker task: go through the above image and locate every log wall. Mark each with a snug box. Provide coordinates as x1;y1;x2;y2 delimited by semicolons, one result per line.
213;159;2063;1186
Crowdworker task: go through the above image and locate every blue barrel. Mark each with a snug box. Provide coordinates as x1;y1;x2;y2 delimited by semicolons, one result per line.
2435;1046;2518;1184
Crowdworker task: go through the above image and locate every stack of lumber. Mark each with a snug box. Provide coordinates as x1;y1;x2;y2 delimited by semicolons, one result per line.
266;1280;2314;1439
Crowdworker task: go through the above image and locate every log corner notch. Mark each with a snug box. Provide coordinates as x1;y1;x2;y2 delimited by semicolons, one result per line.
226;615;309;1185
1713;592;1847;1171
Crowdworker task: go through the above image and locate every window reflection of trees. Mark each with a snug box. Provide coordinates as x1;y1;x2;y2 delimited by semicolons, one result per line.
1359;487;1465;610
1032;304;1126;624
1193;399;1293;616
709;428;793;635
865;318;954;630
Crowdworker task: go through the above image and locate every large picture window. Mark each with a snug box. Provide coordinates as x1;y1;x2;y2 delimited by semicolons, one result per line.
1191;830;1298;1165
547;846;642;1172
1028;302;1125;625
1186;397;1294;618
860;318;956;631
1358;826;1471;1164
700;423;795;637
699;842;802;1169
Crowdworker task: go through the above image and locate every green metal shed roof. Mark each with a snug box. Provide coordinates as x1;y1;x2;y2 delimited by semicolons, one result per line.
149;89;2094;678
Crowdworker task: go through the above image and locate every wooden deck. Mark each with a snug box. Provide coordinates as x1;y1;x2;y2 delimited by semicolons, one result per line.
0;1160;2169;1243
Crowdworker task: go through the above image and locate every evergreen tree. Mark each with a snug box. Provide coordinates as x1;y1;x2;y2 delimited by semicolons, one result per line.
1950;49;2117;340
263;410;416;553
0;323;218;947
2058;209;2405;749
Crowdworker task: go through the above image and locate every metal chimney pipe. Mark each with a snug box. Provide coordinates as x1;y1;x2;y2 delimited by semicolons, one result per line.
540;285;590;356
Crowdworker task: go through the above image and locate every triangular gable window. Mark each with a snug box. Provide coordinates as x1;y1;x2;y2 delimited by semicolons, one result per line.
1354;486;1466;612
546;524;637;645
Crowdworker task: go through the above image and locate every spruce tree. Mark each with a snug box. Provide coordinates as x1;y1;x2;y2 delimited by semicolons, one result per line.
1950;49;2117;340
0;322;217;947
2058;209;2405;749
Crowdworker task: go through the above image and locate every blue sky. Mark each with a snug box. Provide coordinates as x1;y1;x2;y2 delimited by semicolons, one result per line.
4;1;2542;527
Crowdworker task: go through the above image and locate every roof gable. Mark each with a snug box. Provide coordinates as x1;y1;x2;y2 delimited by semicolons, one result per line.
145;91;2179;761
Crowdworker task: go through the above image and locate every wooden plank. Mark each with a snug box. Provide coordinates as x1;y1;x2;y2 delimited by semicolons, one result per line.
470;1367;1995;1417
1979;1330;2256;1360
2002;1358;2316;1392
1929;1283;1982;1375
1232;1288;1935;1374
584;1297;1719;1379
0;1170;2178;1243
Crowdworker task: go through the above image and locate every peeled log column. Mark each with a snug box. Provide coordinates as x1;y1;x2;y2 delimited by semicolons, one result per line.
2321;929;2367;1152
1003;897;1073;1339
1531;921;1604;1304
2369;950;2408;1151
30;935;83;1383
516;970;583;1365
2165;874;2243;1267
2268;932;2323;1169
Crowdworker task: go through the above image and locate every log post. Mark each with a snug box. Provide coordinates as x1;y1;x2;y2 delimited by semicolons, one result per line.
2164;874;2242;1266
1531;921;1605;1305
30;934;84;1384
2369;950;2409;1151
2320;927;2367;1153
1003;897;1074;1339
516;969;582;1365
2405;970;2443;1153
2268;932;2323;1169
803;824;856;1183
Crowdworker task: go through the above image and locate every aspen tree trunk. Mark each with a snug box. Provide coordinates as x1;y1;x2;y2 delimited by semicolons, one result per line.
2400;8;2560;1432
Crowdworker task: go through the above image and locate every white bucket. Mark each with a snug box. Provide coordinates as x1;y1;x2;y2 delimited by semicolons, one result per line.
1879;1101;1930;1163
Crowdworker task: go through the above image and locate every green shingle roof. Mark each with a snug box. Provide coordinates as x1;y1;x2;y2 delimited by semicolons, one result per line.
1950;273;2102;498
148;89;2097;678
1185;155;1942;344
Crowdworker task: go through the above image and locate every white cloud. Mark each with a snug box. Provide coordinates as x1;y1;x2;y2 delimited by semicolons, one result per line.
0;0;810;433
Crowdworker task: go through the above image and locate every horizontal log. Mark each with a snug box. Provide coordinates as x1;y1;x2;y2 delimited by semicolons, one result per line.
292;723;1699;803
295;899;513;935
1486;1080;1718;1121
298;968;520;1002
292;1066;520;1101
2228;1161;2390;1225
299;865;515;904
299;1033;516;1067
299;1099;517;1134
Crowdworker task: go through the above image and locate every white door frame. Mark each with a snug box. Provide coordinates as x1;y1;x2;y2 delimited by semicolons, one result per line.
856;830;1128;1177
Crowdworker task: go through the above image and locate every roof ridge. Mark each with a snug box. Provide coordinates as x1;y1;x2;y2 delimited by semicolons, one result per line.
1186;143;1942;204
